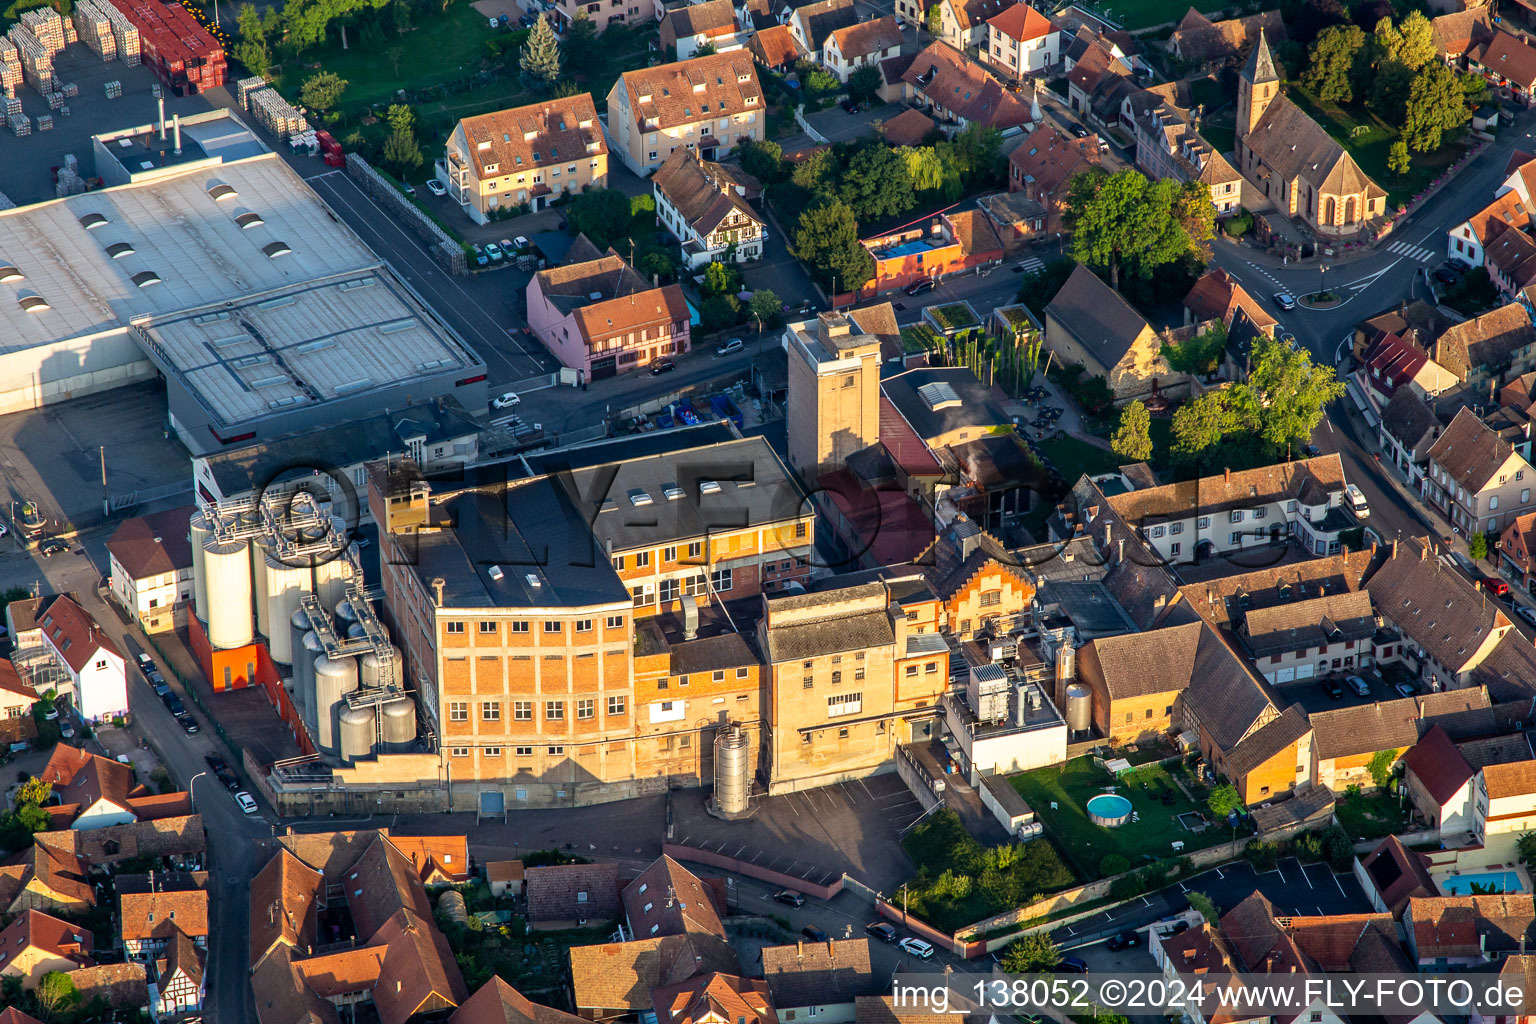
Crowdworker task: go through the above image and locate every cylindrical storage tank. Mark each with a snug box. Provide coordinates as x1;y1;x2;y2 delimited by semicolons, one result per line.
313;655;359;754
713;724;752;815
1065;683;1093;733
264;557;315;665
252;540;272;640
203;538;254;650
189;511;211;624
359;649;386;689
313;520;352;607
380;697;417;753
339;703;376;763
347;620;389;642
288;609;311;718
335;599;359;630
299;631;325;737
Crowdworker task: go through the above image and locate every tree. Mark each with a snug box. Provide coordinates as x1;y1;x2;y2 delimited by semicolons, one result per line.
299;71;347;113
385;103;414;136
748;289;781;330
1302;24;1365;103
1111;400;1154;462
840;143;914;220
738;138;785;183
391;0;410;34
702;260;739;297
1403;61;1471;152
791;146;838;192
520;13;561;90
999;932;1061;973
792;199;874;293
232;2;270;74
1387;140;1411;177
1186;891;1218;922
1208;784;1243;819
924;1;942;36
1470;531;1490;560
563;11;597;65
848;64;882;105
699;294;740;332
37;971;77;1017
1374;11;1435;72
1518;832;1536;871
1067;170;1214;291
1367;748;1399;789
566;189;632;250
1099;853;1130;876
383;127;423;175
1162;321;1227;375
1244;337;1346;450
14;776;50;808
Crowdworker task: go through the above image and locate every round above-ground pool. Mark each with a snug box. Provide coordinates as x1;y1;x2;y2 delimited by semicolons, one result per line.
1087;793;1133;827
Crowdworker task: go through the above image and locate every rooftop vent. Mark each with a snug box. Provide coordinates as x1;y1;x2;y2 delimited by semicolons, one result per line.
0;264;22;283
699;480;722;494
295;339;335;354
206;182;238;201
234;212;265;229
525;573;542;588
488;565;505;581
78;212;108;229
333;378;373;394
628;488;654;507
17;293;48;313
262;241;293;259
131;271;162;288
917;380;963;411
104;241;135;259
664;485;686;501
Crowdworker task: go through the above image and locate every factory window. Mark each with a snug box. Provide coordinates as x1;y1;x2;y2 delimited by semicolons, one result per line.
905;665;917;677
659;578;680;602
450;702;468;722
827;692;861;716
446;622;465;634
511;621;529;633
546;700;565;721
664;546;678;561
737;667;749;678
832;671;842;684
1197;516;1210;528
484;747;501;757
636;552;651;568
1145;708;1154;718
712;567;732;591
515;747;533;756
687;541;702;558
855;668;865;681
803;676;813;689
838;728;849;739
575;619;592;632
479;621;497;634
482;702;501;721
543;621;562;633
608;696;627;716
614;555;626;570
548;746;564;755
578;699;595;719
606;615;624;629
680;734;691;749
795;522;807;538
514;701;532;721
451;747;469;757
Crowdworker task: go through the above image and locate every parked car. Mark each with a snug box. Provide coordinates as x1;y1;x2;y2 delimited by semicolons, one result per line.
472;245;488;267
717;338;745;356
425;179;447;197
1345;674;1371;697
801;925;829;942
1447;256;1473;273
1068;123;1089;138
1345;483;1370;519
136;652;154;669
1107;930;1141;951
771;890;804;907
1303;443;1322;458
650;359;676;375
204;754;239;790
484;241;505;262
514;235;531;250
1433;267;1461;286
1056;955;1089;973
1273;291;1297;310
234;791;258;814
39;539;67;557
401;181;416;196
492;391;521;409
177;713;199;735
1394;681;1417;698
1322;678;1344;699
1516;604;1536;629
865;922;897;943
904;278;936;296
1481;575;1512;598
899;937;935;959
840;99;862;114
162;692;186;715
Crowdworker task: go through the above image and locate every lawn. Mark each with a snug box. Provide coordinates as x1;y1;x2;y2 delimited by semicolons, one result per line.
1288;87;1467;209
1335;790;1412;840
1094;0;1225;31
1011;757;1235;880
1199;120;1236;159
1038;434;1122;478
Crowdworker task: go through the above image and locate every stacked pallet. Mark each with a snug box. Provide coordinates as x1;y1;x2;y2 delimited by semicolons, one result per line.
73;1;118;61
93;0;140;67
0;40;19;94
20;9;65;56
36;113;52;130
247;85;307;138
45;90;61;109
60;82;76;98
104;79;121;98
235;74;266;109
8;113;30;136
6;26;54;93
3;97;18;119
63;19;77;44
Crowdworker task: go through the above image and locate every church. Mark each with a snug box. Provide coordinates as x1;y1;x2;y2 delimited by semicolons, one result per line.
1235;30;1388;236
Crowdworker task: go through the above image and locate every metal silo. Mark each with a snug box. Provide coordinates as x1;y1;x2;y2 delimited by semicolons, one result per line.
348;620;388;642
334;599;358;631
188;511;211;624
252;539;272;640
339;703;376;763
1065;683;1093;734
288;609;311;719
313;654;359;754
299;630;325;737
360;645;403;690
712;724;752;815
313;520;352;607
380;697;417;752
264;556;314;665
203;537;254;650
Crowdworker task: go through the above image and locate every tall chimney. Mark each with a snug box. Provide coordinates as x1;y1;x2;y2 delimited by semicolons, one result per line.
1224;466;1231;484
158;97;166;140
173;114;182;156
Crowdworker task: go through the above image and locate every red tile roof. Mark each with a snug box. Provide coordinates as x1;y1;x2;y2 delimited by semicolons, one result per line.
881;107;937;147
749;24;803;68
1402;724;1476;806
1362;332;1430;399
1474;31;1536;89
1008;122;1100;199
879;397;943;477
0;909;94;970
987;2;1053;42
904;41;1034;129
38;595;119;674
105;505;194;581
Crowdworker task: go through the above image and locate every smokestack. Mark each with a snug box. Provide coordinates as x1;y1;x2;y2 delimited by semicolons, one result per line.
431;578;446;605
158;97;165;140
173;114;182;156
1224;466;1231;484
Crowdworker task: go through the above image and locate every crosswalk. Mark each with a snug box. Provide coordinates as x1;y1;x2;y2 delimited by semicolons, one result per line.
1385;239;1439;262
1016;256;1046;274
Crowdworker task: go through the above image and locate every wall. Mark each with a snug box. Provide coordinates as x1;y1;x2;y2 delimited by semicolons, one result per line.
0;329;156;418
662;842;843;900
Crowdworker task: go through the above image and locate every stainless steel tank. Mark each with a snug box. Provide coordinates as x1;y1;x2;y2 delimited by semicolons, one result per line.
288;608;311;719
713;724;752;815
203;537;253;650
264;556;314;665
313;528;351;607
339;703;376;763
252;539;272;640
380;697;417;753
360;645;403;690
335;599;358;629
347;619;388;642
299;630;325;737
313;654;358;753
188;511;211;624
1065;683;1093;734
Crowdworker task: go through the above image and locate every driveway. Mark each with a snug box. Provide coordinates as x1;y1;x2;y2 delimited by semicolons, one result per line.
805;101;906;144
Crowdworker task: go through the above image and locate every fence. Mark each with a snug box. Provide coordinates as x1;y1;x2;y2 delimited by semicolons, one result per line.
107;477;191;513
662;842;844;901
343;154;467;276
793;104;828;145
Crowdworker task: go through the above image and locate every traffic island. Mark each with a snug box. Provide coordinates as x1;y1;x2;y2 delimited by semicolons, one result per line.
1300;291;1341;309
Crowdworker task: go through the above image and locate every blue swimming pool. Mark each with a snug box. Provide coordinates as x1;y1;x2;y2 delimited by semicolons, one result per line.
877;239;938;258
1087;793;1133;827
1439;871;1525;895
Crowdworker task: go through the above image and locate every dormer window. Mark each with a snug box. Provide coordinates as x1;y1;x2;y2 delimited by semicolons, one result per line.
483;163;498;173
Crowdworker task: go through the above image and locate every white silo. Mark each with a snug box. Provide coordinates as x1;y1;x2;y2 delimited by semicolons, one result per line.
299;630;325;737
334;599;359;631
313;519;352;607
339;703;376;763
380;697;417;753
188;511;211;624
313;654;359;753
203;537;254;649
252;539;273;640
264;556;314;665
288;609;311;718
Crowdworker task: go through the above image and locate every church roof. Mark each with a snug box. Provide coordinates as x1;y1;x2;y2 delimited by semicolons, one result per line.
1244;95;1385;202
1242;27;1277;84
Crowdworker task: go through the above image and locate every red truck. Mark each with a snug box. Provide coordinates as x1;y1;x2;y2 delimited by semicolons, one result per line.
316;131;345;168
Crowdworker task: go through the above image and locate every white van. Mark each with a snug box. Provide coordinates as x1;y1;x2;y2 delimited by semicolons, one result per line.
1345;483;1370;519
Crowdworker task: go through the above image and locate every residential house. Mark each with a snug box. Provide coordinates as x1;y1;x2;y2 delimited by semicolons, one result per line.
526;244;691;379
1357;332;1459;413
0;841;94;916
1424;406;1536;536
1152;921;1265;1024
786;0;857;60
858;207;1003;296
38;745;190;831
1308;697;1424;792
0;658;35;725
903;42;1035;132
525;862;621;929
37;595;126;723
1404;895;1536;967
1065;37;1131;116
822;17;902;80
748;23;803;70
605;51;765;175
931;0;1011;51
150;930;205;1021
1498;511;1536;591
984;3;1058;79
651;973;775;1024
881;107;937;147
661;0;743;59
1042;264;1178;401
1239;589;1377;684
1128;82;1243;214
621;855;725;942
1469;31;1536;107
118;872;209;961
548;0;654;33
248;848;321;971
105;505;194;634
1366;537;1514;690
568;932;739;1020
1403;724;1482;835
1178;548;1380;635
1182;268;1277;334
1431;7;1494;68
1235;32;1387;236
442;95;607;222
0;910;93;989
1354;299;1449;363
450;977;589;1024
1006;122;1101;236
761;939;878;1023
1477;760;1536;858
1380;388;1445;487
1447;189;1530;269
1433;303;1536;384
1484;225;1536;307
484;861;524;898
652;148;765;268
1167;8;1285;67
68;963;148;1012
1355;835;1437;916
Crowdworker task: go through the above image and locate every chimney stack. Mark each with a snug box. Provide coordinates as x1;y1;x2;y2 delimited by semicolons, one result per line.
1224;466;1231;484
158;97;165;140
173;114;182;156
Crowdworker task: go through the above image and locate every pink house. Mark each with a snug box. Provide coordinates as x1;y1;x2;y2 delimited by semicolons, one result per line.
526;241;692;380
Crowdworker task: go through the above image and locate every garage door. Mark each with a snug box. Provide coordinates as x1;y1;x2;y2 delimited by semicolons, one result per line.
1275;666;1295;683
479;791;504;815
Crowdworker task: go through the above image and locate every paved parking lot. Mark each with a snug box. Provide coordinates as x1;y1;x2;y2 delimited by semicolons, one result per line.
805;101;907;144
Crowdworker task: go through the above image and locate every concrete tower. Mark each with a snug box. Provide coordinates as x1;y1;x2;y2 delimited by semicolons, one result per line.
785;312;882;485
